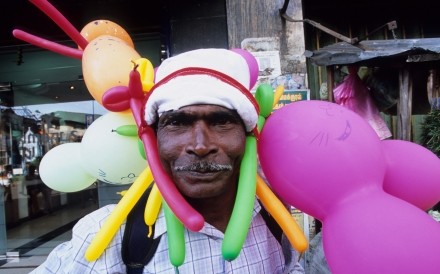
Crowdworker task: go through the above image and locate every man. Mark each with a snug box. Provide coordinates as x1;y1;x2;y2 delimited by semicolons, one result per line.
31;48;304;273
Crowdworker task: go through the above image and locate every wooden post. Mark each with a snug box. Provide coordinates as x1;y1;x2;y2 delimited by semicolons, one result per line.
397;67;413;140
326;66;334;102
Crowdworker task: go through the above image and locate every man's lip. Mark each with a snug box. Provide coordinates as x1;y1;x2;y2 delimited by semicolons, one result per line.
179;170;220;180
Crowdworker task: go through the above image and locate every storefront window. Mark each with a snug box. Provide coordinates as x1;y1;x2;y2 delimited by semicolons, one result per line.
0;85;106;256
0;33;161;260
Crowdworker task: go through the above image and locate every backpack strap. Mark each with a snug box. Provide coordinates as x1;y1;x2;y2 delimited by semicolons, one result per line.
122;189;283;274
122;184;162;274
258;200;283;245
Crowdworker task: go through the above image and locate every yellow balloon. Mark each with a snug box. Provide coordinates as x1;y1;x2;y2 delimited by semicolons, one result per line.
80;20;134;49
273;85;285;108
133;57;155;92
256;174;308;253
85;167;153;261
82;35;141;105
144;183;162;237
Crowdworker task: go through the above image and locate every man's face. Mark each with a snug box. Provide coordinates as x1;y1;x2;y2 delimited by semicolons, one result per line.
157;105;246;199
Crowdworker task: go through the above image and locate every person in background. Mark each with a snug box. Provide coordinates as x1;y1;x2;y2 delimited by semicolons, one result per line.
31;48;304;273
25;163;52;216
305;220;331;274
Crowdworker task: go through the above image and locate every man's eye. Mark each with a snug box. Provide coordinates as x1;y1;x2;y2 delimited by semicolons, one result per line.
166;117;188;126
212;117;232;126
169;119;182;126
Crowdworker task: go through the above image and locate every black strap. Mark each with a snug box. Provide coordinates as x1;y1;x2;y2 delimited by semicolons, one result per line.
122;184;162;274
259;201;283;245
122;190;282;274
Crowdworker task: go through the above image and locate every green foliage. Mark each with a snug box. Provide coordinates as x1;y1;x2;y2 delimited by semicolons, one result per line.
421;110;440;158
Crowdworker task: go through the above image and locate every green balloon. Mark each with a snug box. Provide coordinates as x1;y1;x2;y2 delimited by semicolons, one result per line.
115;125;146;159
115;124;138;136
255;84;274;118
222;136;257;261
164;202;186;267
137;139;146;160
257;115;266;132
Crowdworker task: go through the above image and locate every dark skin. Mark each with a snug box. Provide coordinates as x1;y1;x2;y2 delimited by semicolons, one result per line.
157;105;246;232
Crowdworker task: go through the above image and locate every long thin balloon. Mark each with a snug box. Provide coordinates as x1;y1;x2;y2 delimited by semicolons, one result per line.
163;202;186;268
85;167;154;261
29;0;89;49
222;136;257;261
139;127;204;232
273;85;285;108
127;66;205;232
144;183;162;237
12;29;82;59
256;174;308;253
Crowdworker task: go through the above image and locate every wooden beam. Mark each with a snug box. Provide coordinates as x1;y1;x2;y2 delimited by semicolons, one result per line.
397;68;413;140
326;66;334;102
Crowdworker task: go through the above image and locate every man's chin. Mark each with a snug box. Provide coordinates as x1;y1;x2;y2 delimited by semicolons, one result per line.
178;183;225;200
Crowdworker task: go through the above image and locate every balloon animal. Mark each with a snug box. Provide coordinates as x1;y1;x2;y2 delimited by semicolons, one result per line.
258;100;440;274
39;111;147;192
13;0;207;233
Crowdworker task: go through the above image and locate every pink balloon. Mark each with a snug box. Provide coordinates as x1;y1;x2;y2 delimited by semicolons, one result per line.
258;100;440;274
258;100;385;220
13;29;82;59
323;192;440;274
128;68;205;232
30;0;88;49
102;86;131;112
382;139;440;210
230;48;259;90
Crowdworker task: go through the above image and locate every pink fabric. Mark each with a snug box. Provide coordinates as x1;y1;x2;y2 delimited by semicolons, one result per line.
333;67;392;140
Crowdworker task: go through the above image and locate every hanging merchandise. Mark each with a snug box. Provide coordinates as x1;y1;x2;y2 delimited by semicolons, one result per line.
365;67;399;113
333;66;392;140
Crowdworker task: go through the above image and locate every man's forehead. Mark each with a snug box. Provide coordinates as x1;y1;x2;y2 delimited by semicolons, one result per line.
165;104;233;114
159;104;241;120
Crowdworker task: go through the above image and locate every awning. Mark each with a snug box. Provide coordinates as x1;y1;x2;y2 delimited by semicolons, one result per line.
305;38;440;67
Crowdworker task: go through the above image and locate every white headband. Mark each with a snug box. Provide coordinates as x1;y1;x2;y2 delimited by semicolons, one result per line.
144;48;259;133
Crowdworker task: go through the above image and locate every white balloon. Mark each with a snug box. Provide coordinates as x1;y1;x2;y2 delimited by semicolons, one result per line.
80;111;147;185
40;143;96;192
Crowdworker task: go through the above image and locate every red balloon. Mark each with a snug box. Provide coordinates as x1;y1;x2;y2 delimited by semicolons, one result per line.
139;125;205;232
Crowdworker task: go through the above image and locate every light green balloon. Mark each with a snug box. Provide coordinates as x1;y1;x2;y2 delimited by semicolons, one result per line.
39;143;96;192
80;112;147;185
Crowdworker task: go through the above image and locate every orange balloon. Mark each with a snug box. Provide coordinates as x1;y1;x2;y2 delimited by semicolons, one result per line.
256;174;308;253
80;20;134;49
82;35;141;105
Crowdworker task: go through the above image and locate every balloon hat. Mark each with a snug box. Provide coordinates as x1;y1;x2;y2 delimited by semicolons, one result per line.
145;49;260;134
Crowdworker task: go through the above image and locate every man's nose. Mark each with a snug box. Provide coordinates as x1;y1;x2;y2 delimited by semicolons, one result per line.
187;122;218;156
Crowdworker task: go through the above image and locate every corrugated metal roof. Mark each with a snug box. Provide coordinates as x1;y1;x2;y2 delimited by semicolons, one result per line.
306;38;440;66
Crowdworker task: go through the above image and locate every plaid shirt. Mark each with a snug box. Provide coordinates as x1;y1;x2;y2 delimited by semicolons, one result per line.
31;200;304;274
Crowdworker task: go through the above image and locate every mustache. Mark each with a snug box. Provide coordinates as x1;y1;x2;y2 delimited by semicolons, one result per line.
174;162;232;172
